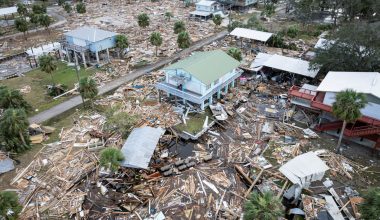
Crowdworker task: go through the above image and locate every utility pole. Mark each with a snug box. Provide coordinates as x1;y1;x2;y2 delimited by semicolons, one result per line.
74;50;85;105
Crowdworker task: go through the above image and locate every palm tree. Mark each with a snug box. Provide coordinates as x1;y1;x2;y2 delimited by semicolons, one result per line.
76;2;86;14
174;20;186;34
359;187;380;220
212;14;222;29
150;32;163;56
332;89;367;153
227;47;242;61
16;3;28;16
244;191;284;220
79;77;98;108
165;11;173;21
177;31;191;49
115;34;129;58
39;14;52;34
38;54;57;85
0;191;22;219
0;86;32;112
99;147;124;172
0;108;30;153
15;17;29;39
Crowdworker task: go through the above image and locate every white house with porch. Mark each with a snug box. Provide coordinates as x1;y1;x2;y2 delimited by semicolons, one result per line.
61;26;117;67
156;50;242;110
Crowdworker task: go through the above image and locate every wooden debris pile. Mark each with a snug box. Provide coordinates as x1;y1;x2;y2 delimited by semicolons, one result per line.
12;142;98;219
96;72;181;128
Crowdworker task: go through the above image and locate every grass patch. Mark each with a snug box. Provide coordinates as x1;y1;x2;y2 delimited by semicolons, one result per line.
1;61;95;115
175;109;214;135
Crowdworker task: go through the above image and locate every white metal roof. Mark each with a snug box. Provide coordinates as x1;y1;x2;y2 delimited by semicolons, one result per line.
250;52;272;71
262;54;319;78
279;152;329;186
196;0;216;6
230;28;273;43
0;6;17;16
64;26;117;42
317;71;380;98
121;127;165;169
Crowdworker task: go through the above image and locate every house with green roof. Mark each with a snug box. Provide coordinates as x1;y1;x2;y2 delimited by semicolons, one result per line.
156;50;242;109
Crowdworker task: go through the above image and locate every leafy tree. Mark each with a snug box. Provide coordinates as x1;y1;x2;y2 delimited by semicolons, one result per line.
227;47;242;61
311;22;380;73
290;0;318;24
39;14;52;33
227;20;244;32
0;191;22;220
177;31;191;49
244;191;284;220
29;13;40;29
63;3;72;13
115;34;129;58
76;2;86;13
38;54;57;85
137;13;150;31
16;3;28;16
104;106;139;138
32;4;47;14
165;11;173;21
99;148;124;172
173;20;186;34
150;32;163;56
359;187;380;220
246;15;261;29
15;17;29;39
0;108;30;153
332;89;367;153
261;3;276;17
79;77;98;107
0;86;32;111
212;14;222;28
58;0;65;6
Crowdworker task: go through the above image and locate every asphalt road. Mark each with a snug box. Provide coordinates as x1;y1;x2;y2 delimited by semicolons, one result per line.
28;30;229;124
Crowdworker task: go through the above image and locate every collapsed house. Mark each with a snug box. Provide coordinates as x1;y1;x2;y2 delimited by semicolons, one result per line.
250;53;319;84
289;71;380;149
280;152;329;200
156;50;242;110
60;26;118;67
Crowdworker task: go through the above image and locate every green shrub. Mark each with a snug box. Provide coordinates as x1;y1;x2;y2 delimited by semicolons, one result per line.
287;25;299;38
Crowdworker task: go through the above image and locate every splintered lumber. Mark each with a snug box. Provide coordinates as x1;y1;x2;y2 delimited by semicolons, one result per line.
328;188;355;220
244;169;264;198
234;165;253;185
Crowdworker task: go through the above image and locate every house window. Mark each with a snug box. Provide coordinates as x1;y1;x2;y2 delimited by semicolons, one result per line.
206;84;211;90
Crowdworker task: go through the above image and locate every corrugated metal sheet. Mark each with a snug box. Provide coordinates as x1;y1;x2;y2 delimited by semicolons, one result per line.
317;71;380;98
262;54;319;78
0;157;15;174
121;127;165;169
230;28;273;43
